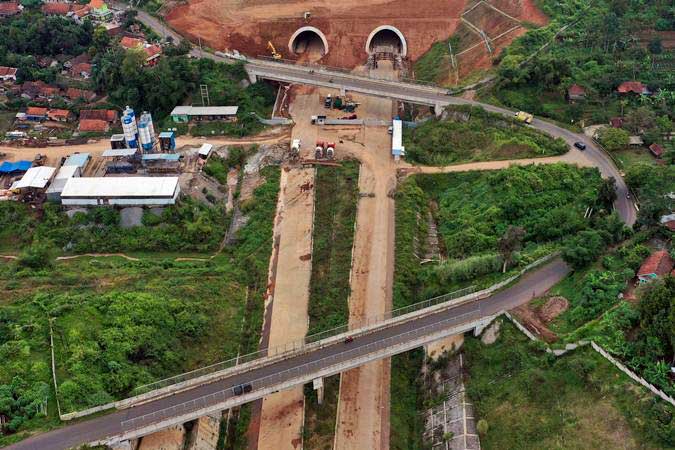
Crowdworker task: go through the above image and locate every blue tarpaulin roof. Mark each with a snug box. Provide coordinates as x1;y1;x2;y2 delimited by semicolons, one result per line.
0;161;32;173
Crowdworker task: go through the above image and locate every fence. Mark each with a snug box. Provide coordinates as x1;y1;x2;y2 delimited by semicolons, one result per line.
501;312;674;407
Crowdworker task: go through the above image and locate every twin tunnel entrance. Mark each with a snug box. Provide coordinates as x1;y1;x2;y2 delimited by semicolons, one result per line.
287;25;407;61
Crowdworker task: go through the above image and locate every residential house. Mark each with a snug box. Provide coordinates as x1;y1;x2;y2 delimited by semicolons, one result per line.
79;109;117;123
78;119;109;133
21;81;60;100
70;62;92;79
120;36;162;66
637;250;673;283
64;53;91;70
0;67;18;83
567;84;586;102
65;87;96;102
617;81;651;95
629;135;644;147
659;213;675;231
88;0;112;21
41;3;74;15
25;106;48;121
47;109;74;122
649;143;664;158
0;1;22;17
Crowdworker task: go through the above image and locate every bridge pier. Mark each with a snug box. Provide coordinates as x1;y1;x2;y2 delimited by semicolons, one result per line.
434;103;444;117
245;69;258;84
473;317;495;337
312;377;324;405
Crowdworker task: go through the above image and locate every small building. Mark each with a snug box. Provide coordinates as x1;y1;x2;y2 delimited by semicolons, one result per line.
0;161;31;175
0;66;18;82
79;119;110;133
80;109;117;123
120;37;162;65
158;131;176;151
609;117;623;129
660;213;675;231
110;134;127;149
25;107;48;121
63;153;91;170
0;2;22;17
21;80;59;100
649;143;664;158
66;88;96;102
47;109;74;122
88;0;112;21
170;106;238;123
629;135;644;147
637;250;673;284
46;165;81;201
61;177;181;206
567;84;586;102
391;118;405;161
70;62;92;79
198;143;213;159
41;3;72;15
617;81;651;95
10;166;56;191
102;148;138;158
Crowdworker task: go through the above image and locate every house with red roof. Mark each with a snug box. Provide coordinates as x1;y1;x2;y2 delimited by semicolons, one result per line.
0;67;18;82
47;109;74;122
637;250;673;284
80;109;117;123
65;88;96;102
79;119;109;133
25;107;48;121
70;63;93;79
660;214;675;231
649;143;664;158
119;36;162;65
0;1;22;17
617;81;651;95
567;84;586;102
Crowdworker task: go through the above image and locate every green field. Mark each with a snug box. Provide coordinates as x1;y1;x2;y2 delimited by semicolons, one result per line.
0;168;280;444
465;320;674;449
403;106;569;166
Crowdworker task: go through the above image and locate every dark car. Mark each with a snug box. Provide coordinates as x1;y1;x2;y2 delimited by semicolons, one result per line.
574;142;587;150
233;385;244;396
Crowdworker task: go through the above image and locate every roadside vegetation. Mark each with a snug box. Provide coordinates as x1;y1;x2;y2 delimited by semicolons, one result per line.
465;320;674;449
394;163;605;305
0;168;280;443
303;161;360;446
403;105;568;166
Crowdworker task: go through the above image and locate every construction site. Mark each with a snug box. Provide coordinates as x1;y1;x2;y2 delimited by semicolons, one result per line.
165;0;547;82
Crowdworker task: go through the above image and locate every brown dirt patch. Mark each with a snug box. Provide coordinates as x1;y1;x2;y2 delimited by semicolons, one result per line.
539;295;569;322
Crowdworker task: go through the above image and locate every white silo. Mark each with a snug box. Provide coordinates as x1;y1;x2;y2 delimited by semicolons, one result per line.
122;106;138;149
138;118;153;152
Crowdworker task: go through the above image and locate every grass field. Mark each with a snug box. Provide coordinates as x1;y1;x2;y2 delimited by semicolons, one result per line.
465;320;674;450
0;168;280;443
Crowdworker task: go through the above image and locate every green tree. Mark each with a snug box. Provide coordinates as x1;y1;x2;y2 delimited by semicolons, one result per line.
597;127;629;151
498;225;526;272
596;177;617;211
562;230;606;270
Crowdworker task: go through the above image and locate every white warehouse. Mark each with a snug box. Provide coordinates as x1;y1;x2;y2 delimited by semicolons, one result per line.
60;177;181;206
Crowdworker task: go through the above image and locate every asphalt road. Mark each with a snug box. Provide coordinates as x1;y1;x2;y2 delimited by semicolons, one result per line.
4;12;636;449
7;258;569;450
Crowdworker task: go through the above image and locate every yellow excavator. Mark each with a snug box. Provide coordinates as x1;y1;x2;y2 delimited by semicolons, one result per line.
267;41;282;60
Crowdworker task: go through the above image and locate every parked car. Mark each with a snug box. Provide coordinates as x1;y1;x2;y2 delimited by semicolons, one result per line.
574;142;587;150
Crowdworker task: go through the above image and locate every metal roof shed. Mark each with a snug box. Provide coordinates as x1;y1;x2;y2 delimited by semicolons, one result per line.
198;143;213;158
102;148;138;157
63;153;91;169
10;166;56;190
61;177;181;206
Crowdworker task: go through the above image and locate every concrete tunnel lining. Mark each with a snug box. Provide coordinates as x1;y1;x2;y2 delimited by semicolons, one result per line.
288;26;329;55
365;25;408;57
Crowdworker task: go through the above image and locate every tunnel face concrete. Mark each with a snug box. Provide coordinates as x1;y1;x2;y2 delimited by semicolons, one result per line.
288;26;329;56
365;25;408;57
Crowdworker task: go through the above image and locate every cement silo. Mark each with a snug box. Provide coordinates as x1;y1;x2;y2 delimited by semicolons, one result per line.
122;106;138;149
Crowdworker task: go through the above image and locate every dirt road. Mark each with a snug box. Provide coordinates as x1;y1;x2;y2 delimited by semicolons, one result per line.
332;96;397;450
256;89;318;450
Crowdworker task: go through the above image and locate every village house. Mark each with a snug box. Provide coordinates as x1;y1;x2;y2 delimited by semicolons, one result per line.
120;36;162;66
567;84;586;102
20;81;60;100
0;1;22;17
79;109;118;123
25;106;49;121
0;67;18;83
660;214;675;231
47;109;74;122
70;63;93;79
88;0;112;21
648;143;664;159
65;87;97;102
78;119;110;133
637;250;674;284
41;2;89;18
616;81;651;95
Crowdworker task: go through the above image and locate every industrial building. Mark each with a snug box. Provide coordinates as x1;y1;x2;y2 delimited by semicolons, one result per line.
10;166;56;191
46;165;81;201
391;118;405;161
63;153;91;171
170;106;238;123
60;177;180;206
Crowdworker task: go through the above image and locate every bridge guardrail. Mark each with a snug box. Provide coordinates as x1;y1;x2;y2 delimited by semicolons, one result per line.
120;308;481;433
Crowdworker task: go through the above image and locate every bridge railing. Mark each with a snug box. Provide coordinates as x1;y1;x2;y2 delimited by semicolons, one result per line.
130;285;477;396
121;308;482;434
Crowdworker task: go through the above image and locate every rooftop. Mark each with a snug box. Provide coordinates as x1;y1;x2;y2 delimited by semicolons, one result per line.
102;148;137;157
79;119;109;132
637;250;673;277
61;177;179;198
171;106;238;116
11;166;56;190
0;66;18;77
64;153;91;168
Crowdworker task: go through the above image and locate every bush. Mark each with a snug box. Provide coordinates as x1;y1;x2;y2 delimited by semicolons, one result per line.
17;242;53;270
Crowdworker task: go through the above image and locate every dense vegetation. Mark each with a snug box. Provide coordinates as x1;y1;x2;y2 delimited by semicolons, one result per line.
0;168;280;441
394;164;603;305
488;0;674;155
0;12;93;83
625;162;675;228
307;161;360;335
403;105;568;166
465;320;674;449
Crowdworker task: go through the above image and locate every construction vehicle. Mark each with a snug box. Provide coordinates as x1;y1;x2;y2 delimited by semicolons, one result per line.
291;139;302;159
324;94;332;108
315;140;335;160
514;111;533;124
315;141;325;159
267;41;282;60
325;142;335;160
311;115;327;125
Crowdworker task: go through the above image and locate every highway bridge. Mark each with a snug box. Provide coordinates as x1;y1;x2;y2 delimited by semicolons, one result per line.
6;13;637;449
